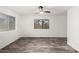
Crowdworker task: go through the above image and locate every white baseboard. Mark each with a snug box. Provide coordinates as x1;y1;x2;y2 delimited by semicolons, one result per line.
67;42;79;52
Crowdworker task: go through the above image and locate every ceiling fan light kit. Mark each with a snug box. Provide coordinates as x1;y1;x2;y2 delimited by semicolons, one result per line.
40;11;44;14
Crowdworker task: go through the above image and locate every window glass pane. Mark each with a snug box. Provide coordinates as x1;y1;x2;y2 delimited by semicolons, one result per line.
34;19;49;29
9;16;15;30
0;13;8;31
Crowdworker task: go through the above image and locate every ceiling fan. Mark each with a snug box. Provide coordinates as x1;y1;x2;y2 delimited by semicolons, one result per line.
37;6;51;14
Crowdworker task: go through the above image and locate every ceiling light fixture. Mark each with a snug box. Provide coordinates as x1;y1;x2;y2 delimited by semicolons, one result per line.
40;11;44;14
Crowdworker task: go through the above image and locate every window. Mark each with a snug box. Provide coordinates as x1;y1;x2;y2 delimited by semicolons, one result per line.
0;13;15;32
9;16;15;30
34;19;49;29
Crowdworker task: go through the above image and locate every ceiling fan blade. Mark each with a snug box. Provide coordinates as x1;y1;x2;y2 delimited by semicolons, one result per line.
44;11;51;13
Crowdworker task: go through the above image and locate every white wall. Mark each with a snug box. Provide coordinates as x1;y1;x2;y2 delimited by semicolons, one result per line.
67;7;79;52
0;7;21;49
20;14;67;37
